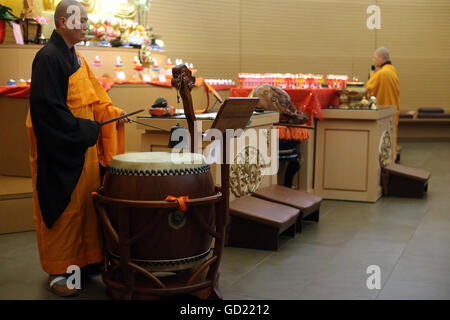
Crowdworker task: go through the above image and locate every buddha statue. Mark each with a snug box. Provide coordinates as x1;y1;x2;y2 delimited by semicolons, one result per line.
22;0;37;18
43;0;60;11
114;2;136;19
43;0;98;13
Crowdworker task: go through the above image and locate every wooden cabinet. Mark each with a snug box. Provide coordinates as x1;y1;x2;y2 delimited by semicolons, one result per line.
314;107;397;202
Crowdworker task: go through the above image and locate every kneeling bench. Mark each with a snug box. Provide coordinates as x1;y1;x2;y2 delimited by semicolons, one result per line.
381;163;431;198
229;196;299;250
253;185;322;232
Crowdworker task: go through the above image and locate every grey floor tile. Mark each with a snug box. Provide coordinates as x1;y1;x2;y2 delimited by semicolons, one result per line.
308;261;388;294
402;235;450;260
0;231;38;261
377;279;450;300
219;247;273;289
221;289;267;300
341;237;407;255
267;243;340;266
387;254;450;286
423;207;450;222
352;222;417;243
414;219;450;237
0;280;61;300
296;223;360;247
224;261;314;299
327;247;399;281
425;178;450;192
379;197;430;215
297;283;379;300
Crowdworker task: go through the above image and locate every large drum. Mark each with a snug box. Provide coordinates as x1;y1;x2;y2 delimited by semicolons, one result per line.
98;152;216;272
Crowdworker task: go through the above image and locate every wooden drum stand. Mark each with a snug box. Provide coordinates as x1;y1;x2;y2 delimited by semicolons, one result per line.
92;65;256;300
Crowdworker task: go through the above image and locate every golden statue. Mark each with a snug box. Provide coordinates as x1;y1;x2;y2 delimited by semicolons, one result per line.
79;0;98;13
43;0;98;13
43;0;60;11
22;0;37;18
114;3;136;19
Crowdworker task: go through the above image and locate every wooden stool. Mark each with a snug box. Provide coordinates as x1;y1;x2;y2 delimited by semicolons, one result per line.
229;196;299;250
381;163;431;198
253;185;322;233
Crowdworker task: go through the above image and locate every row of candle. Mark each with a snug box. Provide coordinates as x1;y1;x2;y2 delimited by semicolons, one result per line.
237;73;349;89
92;56;196;72
6;79;31;86
91;56;198;82
205;79;236;86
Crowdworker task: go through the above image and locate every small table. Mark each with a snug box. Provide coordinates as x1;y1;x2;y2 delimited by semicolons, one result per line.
314;106;397;202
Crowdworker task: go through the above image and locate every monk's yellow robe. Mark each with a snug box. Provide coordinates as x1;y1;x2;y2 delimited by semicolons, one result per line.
366;63;400;152
26;48;124;275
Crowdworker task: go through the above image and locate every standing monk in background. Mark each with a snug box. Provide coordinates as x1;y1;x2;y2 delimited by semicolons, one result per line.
26;0;127;297
366;46;400;157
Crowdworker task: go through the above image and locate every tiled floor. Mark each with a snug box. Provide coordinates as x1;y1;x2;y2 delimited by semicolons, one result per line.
0;141;449;300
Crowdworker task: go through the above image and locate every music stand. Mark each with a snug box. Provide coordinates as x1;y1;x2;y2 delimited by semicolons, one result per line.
210;97;259;134
206;97;260;281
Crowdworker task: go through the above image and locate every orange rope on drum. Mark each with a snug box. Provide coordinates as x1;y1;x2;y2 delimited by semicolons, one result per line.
165;195;190;211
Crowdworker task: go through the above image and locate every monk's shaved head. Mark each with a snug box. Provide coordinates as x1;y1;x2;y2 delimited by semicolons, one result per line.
375;47;390;62
53;0;88;47
373;46;391;68
54;0;84;28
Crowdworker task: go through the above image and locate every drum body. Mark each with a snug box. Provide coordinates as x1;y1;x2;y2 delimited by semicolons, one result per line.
100;152;215;271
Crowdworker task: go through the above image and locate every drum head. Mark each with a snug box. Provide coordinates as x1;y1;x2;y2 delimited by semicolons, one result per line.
108;152;209;176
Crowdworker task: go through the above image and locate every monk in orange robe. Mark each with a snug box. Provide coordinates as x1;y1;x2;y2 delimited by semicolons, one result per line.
26;0;127;297
366;47;400;154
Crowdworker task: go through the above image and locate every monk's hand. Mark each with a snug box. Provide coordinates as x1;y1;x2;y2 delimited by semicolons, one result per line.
117;111;131;125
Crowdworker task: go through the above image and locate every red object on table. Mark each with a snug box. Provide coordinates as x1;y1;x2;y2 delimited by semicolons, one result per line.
0;85;31;99
97;77;206;91
208;84;236;91
0;77;232;104
0;78;210;100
